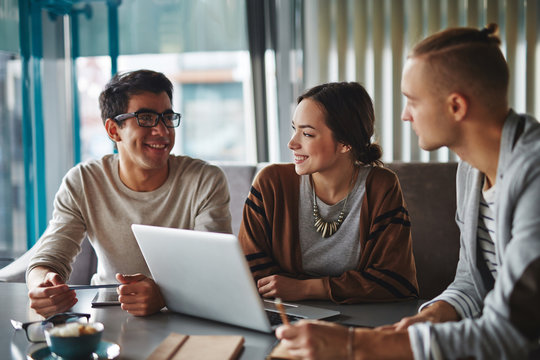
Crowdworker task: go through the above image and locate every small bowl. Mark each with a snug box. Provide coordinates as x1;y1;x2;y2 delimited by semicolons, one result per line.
44;322;104;359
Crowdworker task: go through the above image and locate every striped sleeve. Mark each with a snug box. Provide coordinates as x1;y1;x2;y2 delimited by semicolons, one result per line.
418;288;482;319
368;206;411;241
238;182;280;280
408;323;445;360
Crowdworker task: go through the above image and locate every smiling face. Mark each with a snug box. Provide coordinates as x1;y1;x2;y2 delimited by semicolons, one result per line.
105;91;175;188
401;58;458;151
288;99;349;176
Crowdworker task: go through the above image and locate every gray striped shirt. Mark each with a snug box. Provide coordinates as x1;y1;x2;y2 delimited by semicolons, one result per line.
478;181;497;278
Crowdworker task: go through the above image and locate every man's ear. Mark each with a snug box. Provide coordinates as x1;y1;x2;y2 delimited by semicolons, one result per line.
447;92;468;122
105;119;121;142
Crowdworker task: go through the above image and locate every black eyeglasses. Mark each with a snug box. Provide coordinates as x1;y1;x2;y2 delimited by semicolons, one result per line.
11;312;90;342
114;110;182;128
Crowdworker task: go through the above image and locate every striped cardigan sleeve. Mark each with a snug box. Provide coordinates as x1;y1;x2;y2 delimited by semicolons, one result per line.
238;167;283;280
323;167;419;303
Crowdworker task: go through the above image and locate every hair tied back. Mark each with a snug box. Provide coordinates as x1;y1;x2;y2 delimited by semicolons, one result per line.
480;23;498;38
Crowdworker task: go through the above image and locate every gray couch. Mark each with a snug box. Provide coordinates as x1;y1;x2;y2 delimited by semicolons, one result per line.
0;162;459;300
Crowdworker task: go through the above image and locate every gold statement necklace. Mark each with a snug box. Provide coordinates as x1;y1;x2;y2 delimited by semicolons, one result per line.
312;169;357;238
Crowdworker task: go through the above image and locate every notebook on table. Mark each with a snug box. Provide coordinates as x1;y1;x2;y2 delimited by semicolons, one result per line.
131;224;340;333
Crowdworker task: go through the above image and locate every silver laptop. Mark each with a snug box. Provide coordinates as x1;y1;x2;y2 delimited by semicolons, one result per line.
131;224;340;333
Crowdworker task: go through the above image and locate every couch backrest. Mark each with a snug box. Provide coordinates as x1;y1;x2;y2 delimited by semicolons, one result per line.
0;236;96;284
219;164;258;236
386;162;460;299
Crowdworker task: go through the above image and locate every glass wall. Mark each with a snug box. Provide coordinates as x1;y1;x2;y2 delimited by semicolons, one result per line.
0;52;25;255
76;56;111;160
0;0;26;256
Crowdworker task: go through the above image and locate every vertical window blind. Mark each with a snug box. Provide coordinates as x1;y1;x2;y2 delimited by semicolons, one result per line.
302;0;539;162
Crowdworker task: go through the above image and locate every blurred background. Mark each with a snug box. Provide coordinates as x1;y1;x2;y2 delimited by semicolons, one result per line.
0;0;538;256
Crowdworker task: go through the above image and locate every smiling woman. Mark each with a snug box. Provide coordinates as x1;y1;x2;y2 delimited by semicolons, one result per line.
238;82;418;304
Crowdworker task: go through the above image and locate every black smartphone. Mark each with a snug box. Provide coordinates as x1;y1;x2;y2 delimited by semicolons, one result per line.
91;288;120;307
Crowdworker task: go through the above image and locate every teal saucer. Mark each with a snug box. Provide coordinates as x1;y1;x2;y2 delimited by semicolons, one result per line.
28;340;120;359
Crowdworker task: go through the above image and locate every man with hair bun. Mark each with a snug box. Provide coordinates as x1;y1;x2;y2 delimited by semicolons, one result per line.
276;24;540;359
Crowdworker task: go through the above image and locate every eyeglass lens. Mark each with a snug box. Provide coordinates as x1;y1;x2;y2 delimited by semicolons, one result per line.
137;112;180;127
25;314;89;342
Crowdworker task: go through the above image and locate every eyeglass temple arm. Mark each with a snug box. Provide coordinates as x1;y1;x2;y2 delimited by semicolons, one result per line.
114;113;136;121
10;319;31;330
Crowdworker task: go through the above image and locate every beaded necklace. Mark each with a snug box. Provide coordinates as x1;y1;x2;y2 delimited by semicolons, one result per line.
311;168;357;238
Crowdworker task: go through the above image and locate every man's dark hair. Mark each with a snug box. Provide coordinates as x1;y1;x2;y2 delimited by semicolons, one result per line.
298;82;382;166
99;69;173;125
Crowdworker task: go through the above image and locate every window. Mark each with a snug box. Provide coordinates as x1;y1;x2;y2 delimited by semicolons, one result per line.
0;52;25;255
76;56;112;161
0;0;25;255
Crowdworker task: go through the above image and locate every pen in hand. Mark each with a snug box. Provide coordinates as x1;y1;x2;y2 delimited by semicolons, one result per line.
275;298;289;325
67;284;119;290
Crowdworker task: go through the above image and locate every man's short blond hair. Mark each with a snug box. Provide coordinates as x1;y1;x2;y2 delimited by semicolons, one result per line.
410;24;509;108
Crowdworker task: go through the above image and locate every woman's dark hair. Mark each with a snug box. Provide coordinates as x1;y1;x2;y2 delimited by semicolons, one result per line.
298;82;382;166
99;69;173;125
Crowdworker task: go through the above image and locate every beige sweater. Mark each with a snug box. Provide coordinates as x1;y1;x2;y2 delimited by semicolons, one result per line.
27;154;232;284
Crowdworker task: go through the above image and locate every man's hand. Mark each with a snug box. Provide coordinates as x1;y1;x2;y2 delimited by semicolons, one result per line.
276;320;349;360
116;273;165;316
277;320;414;360
27;268;77;318
377;300;460;331
257;275;327;301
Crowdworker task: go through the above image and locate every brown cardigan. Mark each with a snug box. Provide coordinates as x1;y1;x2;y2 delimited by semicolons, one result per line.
238;164;418;304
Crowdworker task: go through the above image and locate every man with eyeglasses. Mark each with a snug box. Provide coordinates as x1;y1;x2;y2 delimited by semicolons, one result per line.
26;69;232;317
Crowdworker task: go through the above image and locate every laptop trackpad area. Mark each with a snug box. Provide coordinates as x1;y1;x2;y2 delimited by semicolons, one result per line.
265;310;304;326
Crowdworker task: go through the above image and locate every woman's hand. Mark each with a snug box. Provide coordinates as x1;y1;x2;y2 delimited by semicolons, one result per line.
257;275;327;301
